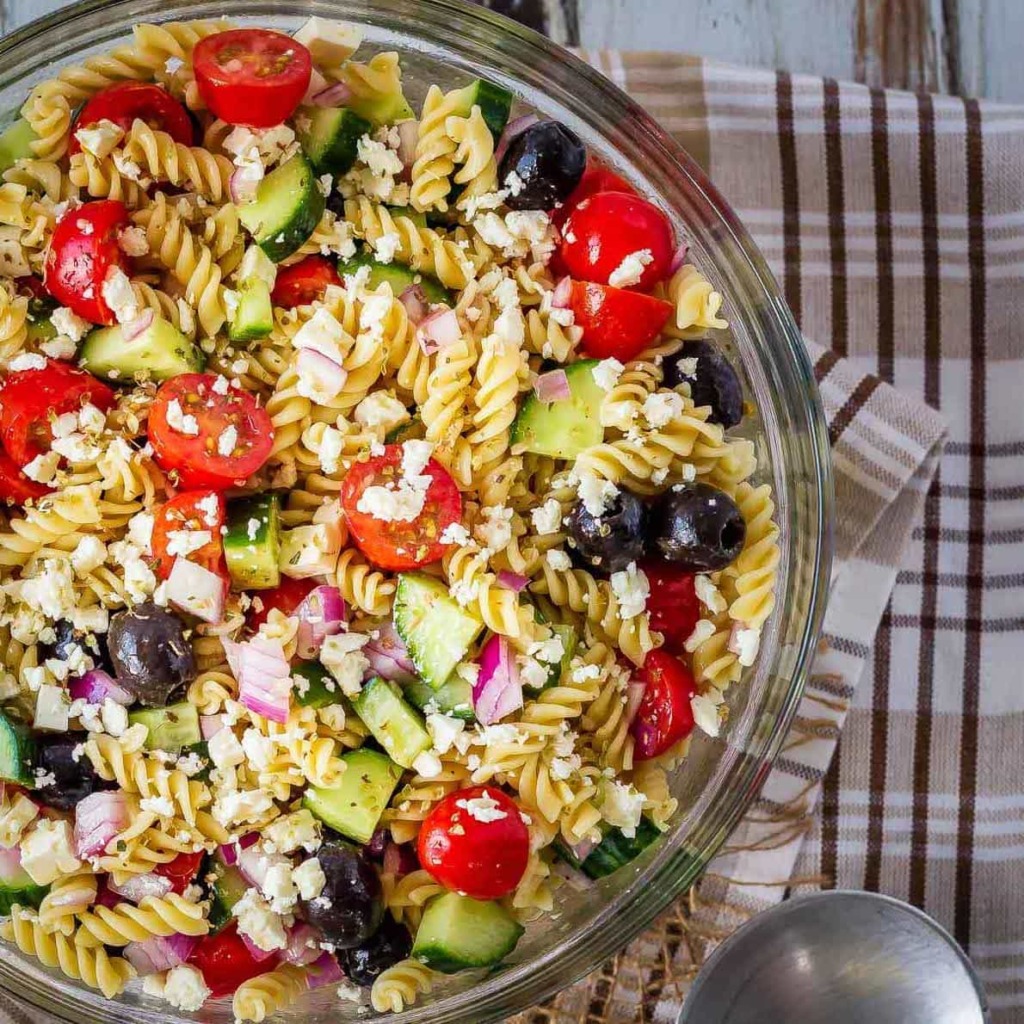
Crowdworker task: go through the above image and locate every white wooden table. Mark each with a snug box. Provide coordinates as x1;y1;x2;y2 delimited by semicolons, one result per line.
3;0;1022;103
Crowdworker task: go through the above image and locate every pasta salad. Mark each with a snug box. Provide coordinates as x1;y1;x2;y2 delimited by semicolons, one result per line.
0;16;780;1021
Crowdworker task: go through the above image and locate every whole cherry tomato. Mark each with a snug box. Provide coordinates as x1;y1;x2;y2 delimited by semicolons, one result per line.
639;560;701;654
193;29;312;128
553;162;637;228
561;191;675;291
68;82;194;156
569;280;673;362
630;651;698;761
341;443;462;572
44;200;131;324
418;786;529;900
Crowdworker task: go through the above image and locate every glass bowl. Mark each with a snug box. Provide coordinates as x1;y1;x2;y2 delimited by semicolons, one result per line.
0;1;834;1021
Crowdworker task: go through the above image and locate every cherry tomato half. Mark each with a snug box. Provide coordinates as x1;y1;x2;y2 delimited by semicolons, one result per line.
44;200;130;324
340;443;462;572
0;448;51;504
194;29;312;129
188;921;277;999
418;786;529;900
553;162;637;229
561;191;675;291
271;255;342;308
630;650;698;761
153;850;206;896
151;490;227;580
569;280;673;362
246;576;317;632
640;560;700;654
148;374;274;490
0;360;115;468
68;82;194;156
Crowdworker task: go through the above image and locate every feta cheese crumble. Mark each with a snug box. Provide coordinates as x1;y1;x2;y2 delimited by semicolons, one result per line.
610;562;649;618
607;248;654;288
455;789;508;823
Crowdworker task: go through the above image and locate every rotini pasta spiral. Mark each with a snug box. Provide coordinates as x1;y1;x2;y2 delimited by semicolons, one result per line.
233;964;309;1023
73;893;211;948
370;958;435;1014
37;873;98;937
119;118;233;200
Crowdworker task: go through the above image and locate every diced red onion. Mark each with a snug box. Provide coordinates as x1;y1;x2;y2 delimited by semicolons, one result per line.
0;844;24;877
496;570;530;593
121;308;154;342
415;307;460;355
75;791;130;859
302;68;329;105
362;620;415;684
398;284;428;324
311;81;353;107
295;347;347;397
108;872;173;903
368;828;388;858
218;832;258;868
396;119;419;179
551;275;572;310
282;923;322;966
229;163;263;205
69;669;133;706
124;933;199;975
236;843;285;889
669;240;690;275
534;369;571;403
230;636;293;724
166;557;226;625
494;113;540;168
570;835;598;864
306;952;344;991
473;634;523;725
95;881;121;908
240;931;278;963
200;715;224;740
624;681;647;729
294;585;346;660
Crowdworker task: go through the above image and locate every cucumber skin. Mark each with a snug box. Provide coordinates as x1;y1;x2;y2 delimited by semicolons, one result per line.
228;279;273;344
238;154;325;264
298;106;372;175
223;494;281;591
556;817;663;879
353;677;431;770
411;891;525;973
338;253;452;306
403;675;476;721
453;80;514;139
292;661;340;709
0;715;33;785
0;880;48;916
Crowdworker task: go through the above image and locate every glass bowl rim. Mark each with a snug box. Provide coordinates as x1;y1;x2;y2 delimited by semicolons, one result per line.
0;0;835;1021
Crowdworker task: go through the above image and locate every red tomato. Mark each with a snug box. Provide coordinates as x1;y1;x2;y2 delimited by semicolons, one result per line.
0;360;115;467
418;786;529;900
553;163;636;228
246;576;317;631
271;255;342;308
16;277;48;302
153;850;205;896
151;490;227;580
148;374;274;490
569;280;673;362
630;651;698;761
0;448;51;504
340;443;462;572
193;29;312;129
561;192;675;291
640;560;700;654
44;200;130;324
188;921;277;999
68;82;194;156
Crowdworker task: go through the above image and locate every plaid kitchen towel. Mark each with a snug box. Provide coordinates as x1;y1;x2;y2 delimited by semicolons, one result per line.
0;51;1014;1024
508;52;1024;1024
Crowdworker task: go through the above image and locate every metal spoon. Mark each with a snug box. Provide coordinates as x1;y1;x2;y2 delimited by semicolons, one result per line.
680;890;989;1023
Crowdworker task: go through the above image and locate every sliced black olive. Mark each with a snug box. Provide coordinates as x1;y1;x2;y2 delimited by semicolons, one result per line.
648;483;746;571
664;340;744;429
32;736;107;811
301;840;384;949
338;917;412;986
107;603;196;707
499;121;587;211
566;491;647;573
